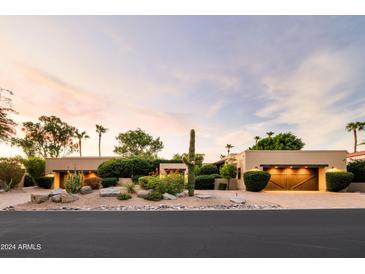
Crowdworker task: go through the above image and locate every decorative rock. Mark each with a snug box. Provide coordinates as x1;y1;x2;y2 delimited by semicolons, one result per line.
230;197;246;204
175;192;187;198
162;193;177;200
195;194;212;199
0;189;5;194
99;187;120;197
31;194;49;204
80;186;93;195
51;194;62;203
49;188;63;197
136;189;151;199
61;193;79;203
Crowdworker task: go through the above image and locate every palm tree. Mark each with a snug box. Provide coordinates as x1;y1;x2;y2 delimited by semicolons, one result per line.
75;130;89;157
266;131;275;138
95;124;108;157
346;122;364;152
254;136;260;145
225;144;234;155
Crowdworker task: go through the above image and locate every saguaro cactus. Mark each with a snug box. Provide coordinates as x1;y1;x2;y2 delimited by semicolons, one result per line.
182;129;196;196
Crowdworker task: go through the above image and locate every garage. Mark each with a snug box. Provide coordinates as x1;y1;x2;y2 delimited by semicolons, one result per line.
263;167;319;190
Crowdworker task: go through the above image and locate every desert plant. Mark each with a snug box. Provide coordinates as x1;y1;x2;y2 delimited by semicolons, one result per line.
36;175;54;189
124;182;137;194
84;176;102;189
145;190;163;201
220;163;237;190
64;171;83;194
326;171;354;192
0;158;24;191
158;173;184;195
243;170;271;192
182;129;196;196
200;164;218;175
347;160;365;182
101;177;119;188
23;174;36;187
118;192;132;200
195;174;215;190
138;176;152;189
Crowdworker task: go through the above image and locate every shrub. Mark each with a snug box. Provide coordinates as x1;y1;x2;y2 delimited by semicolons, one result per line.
200;164;218;175
84;176;102;189
97;158;152;178
36;175;54;189
23;157;45;179
195;174;215;190
145;176;161;190
23;174;36;187
101;177;119;188
132;174;144;183
118;192;132;200
145;190;163;201
218;182;227;190
138;176;151;189
347;160;365;182
0;158;25;191
124;182;137;194
64;172;83;193
211;173;222;178
159;173;184;195
326;171;354;192
243;171;271;192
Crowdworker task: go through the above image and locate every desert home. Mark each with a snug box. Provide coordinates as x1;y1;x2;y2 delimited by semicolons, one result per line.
46;150;348;192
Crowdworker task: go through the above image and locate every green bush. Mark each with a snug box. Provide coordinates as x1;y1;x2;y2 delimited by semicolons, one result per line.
118;192;132;200
23;174;36;187
200;164;218;175
101;177;119;188
23;157;45;179
64;172;83;193
0;158;24;191
132;174;144;183
195;174;215;190
145;190;163;201
211;173;222;178
36;176;54;189
218;182;227;190
145;176;160;190
347;160;365;182
84;176;102;189
97;157;152;178
138;176;152;189
243;171;271;192
326;171;354;192
140;174;184;195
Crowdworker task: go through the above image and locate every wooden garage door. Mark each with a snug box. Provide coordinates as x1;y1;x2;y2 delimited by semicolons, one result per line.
264;168;318;190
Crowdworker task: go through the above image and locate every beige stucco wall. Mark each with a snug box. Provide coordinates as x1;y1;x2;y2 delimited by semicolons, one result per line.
159;163;188;175
45;157;116;174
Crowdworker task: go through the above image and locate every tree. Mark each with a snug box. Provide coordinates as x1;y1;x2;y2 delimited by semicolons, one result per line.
346;122;365;152
0;87;16;143
96;124;108;157
114;128;164;159
11;115;77;158
225;144;234;155
254;136;260;145
249;132;305;150
266;131;275;138
75;130;89;157
220;163;237;190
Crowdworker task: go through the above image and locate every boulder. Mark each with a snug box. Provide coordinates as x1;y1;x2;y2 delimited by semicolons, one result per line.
99;187;120;197
136;189;151;199
49;188;64;197
0;189;5;194
175;192;187;198
80;186;93;195
61;193;79;203
51;194;62;203
163;193;177;200
196;194;212;199
230;197;246;204
31;194;49;204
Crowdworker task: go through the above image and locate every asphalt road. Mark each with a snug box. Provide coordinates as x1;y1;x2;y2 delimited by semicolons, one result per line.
1;209;365;257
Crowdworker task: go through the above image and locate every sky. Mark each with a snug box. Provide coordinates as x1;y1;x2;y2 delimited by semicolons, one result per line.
1;16;365;162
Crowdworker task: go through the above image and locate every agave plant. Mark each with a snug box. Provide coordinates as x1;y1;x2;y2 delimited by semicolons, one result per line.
64;171;83;194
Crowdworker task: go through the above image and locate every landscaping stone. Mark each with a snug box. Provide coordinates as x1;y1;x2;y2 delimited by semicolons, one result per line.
80;186;93;195
61;193;79;203
175;192;187;198
136;189;151;198
49;188;63;197
0;189;5;194
163;193;177;200
230;197;246;204
31;194;49;204
51;194;62;203
99;187;120;197
196;194;212;199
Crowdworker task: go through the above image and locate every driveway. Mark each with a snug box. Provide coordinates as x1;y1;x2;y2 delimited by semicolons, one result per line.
1;209;365;257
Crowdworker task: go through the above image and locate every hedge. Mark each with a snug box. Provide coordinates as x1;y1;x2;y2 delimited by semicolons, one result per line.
326;171;354;192
200;164;218;175
243;171;271;192
24;157;45;179
101;177;119;188
347;160;365;182
195;174;215;190
23;174;36;187
36;176;54;189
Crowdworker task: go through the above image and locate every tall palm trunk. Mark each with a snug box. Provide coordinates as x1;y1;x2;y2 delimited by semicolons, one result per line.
79;139;82;157
353;129;358;152
98;133;101;157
